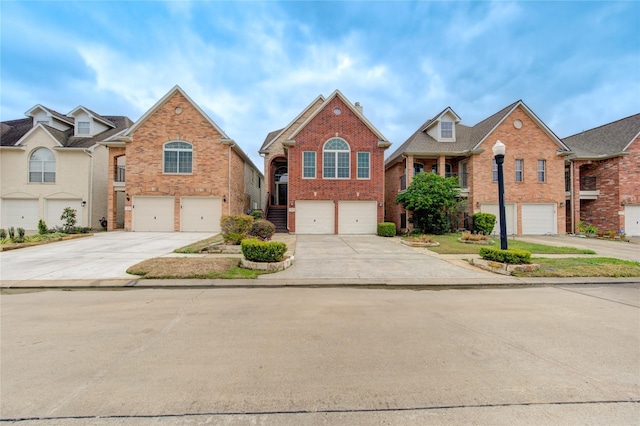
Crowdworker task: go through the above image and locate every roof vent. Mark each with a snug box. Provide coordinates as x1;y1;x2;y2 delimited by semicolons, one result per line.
355;102;363;114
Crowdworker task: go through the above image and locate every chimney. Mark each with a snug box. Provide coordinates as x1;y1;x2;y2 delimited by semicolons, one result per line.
355;102;363;114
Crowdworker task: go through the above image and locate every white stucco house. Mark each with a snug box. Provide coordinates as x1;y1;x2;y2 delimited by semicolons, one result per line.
0;105;132;231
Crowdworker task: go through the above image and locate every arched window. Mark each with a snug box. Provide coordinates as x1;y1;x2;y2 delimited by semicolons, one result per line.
323;138;350;179
163;141;192;174
29;148;55;183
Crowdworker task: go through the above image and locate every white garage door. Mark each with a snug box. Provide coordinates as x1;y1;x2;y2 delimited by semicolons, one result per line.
522;203;557;235
338;201;377;234
46;199;83;227
625;205;640;237
295;200;335;234
480;203;517;236
133;196;175;232
1;199;39;230
181;197;222;232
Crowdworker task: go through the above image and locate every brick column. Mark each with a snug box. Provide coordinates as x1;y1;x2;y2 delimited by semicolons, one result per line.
438;155;446;177
406;154;414;187
572;160;582;234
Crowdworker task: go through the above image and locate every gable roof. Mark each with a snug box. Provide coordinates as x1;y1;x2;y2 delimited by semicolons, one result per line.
24;104;75;126
1;115;133;148
562;113;640;159
287;89;390;143
67;106;116;128
420;106;461;132
259;94;325;153
386;100;568;167
124;85;230;139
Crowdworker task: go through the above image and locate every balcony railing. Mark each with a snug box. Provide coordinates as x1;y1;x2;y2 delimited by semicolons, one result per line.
115;165;125;183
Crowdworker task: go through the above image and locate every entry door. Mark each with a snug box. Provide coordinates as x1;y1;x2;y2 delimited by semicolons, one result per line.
276;183;288;206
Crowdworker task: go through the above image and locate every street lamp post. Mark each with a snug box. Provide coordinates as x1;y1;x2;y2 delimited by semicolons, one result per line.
493;140;508;250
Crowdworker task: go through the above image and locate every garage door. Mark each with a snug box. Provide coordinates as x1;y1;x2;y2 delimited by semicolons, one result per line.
521;203;557;235
338;201;377;234
480;203;517;235
46;199;83;227
295;200;334;234
625;205;640;237
1;199;39;230
181;197;222;232
133;197;175;232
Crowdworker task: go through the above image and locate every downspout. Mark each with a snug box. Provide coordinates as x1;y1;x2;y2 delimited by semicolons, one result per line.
85;149;94;228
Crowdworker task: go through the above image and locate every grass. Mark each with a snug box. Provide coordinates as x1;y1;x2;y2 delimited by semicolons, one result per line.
425;233;596;255
126;257;265;279
512;257;640;278
174;234;224;253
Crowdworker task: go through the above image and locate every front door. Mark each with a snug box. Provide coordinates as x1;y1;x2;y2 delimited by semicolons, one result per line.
276;182;288;206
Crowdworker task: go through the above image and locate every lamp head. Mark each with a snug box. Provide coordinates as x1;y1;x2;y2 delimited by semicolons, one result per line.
493;140;506;157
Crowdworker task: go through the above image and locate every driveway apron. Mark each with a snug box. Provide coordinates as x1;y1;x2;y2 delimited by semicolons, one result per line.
261;235;491;280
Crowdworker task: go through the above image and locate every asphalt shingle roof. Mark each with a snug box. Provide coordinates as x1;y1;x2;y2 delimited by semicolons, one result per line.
562;113;640;158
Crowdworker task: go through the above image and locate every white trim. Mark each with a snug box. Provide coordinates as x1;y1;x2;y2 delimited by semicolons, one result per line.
323;138;350;179
356;151;370;180
163;141;193;175
260;95;325;153
13;124;65;147
302;151;316;179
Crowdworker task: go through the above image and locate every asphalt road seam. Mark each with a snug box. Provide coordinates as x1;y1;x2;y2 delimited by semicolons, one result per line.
4;399;639;422
553;285;640;309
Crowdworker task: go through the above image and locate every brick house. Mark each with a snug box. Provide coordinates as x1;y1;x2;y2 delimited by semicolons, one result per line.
1;105;132;231
259;90;391;234
100;86;263;232
563;113;640;236
385;100;570;235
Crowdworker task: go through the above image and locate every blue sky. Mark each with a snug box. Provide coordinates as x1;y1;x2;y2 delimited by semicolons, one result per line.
2;1;639;168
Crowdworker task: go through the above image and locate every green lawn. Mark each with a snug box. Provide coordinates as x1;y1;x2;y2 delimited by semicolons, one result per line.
423;233;596;255
512;257;640;278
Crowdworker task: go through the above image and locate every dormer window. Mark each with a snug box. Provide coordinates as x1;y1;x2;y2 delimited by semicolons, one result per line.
36;120;49;126
440;121;453;139
77;121;90;135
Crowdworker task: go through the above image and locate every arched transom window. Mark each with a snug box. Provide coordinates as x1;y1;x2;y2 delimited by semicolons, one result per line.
29;148;55;183
323;138;350;179
163;141;193;174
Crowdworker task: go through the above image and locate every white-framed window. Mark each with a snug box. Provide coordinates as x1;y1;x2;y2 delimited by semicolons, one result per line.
538;159;546;182
37;120;49;126
29;147;55;183
357;152;370;179
413;162;424;176
460;161;468;187
492;159;498;182
77;121;90;135
323;138;350;179
515;159;524;182
163;141;193;174
303;151;316;179
440;121;453;138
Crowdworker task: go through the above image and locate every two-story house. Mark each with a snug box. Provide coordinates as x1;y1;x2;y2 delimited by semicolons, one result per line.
385;100;570;235
563;113;640;236
259;90;391;234
100;85;263;232
1;105;132;231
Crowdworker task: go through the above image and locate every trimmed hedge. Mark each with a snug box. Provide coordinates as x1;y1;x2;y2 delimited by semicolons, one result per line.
479;247;532;264
377;222;396;237
241;238;287;262
248;219;276;241
473;212;496;235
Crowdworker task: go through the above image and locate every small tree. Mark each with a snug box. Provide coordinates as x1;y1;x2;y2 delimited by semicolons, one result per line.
396;172;462;235
38;219;48;235
60;207;77;232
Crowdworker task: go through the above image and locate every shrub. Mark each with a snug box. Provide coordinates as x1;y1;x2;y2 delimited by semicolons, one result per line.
0;229;6;239
61;207;78;230
479;247;531;264
249;210;263;220
461;231;489;241
220;215;254;244
8;227;15;239
241;238;287;262
51;226;92;234
403;234;434;243
472;212;496;235
377;222;396;237
38;219;48;235
248;219;276;241
15;227;25;242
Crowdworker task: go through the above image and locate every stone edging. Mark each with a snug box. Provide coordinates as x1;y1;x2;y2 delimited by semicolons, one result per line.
0;233;94;252
400;240;440;247
470;258;539;275
457;238;493;245
240;256;294;272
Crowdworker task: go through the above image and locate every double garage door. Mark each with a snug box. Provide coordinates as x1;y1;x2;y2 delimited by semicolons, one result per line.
480;203;557;235
295;200;377;234
1;198;83;230
132;196;222;232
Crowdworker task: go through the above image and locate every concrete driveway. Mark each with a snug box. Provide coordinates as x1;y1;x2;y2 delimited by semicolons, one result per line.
260;235;493;281
0;231;213;281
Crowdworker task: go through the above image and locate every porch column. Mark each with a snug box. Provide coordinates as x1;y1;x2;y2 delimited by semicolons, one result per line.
438;155;446;177
406;154;414;187
572;160;582;234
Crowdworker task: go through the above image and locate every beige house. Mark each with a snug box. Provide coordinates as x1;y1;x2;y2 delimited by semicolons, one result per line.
1;105;132;231
100;86;264;232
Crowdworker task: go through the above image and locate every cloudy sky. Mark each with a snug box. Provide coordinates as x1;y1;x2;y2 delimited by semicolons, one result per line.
2;1;639;168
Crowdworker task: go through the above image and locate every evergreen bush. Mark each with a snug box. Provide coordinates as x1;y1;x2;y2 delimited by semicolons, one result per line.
38;219;48;235
248;219;276;240
472;212;496;235
377;222;396;237
241;238;287;262
479;247;531;264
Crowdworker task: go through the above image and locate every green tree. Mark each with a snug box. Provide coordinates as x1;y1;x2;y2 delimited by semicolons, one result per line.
396;172;462;235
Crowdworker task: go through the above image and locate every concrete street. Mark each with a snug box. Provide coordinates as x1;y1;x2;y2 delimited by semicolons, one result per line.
1;285;638;424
